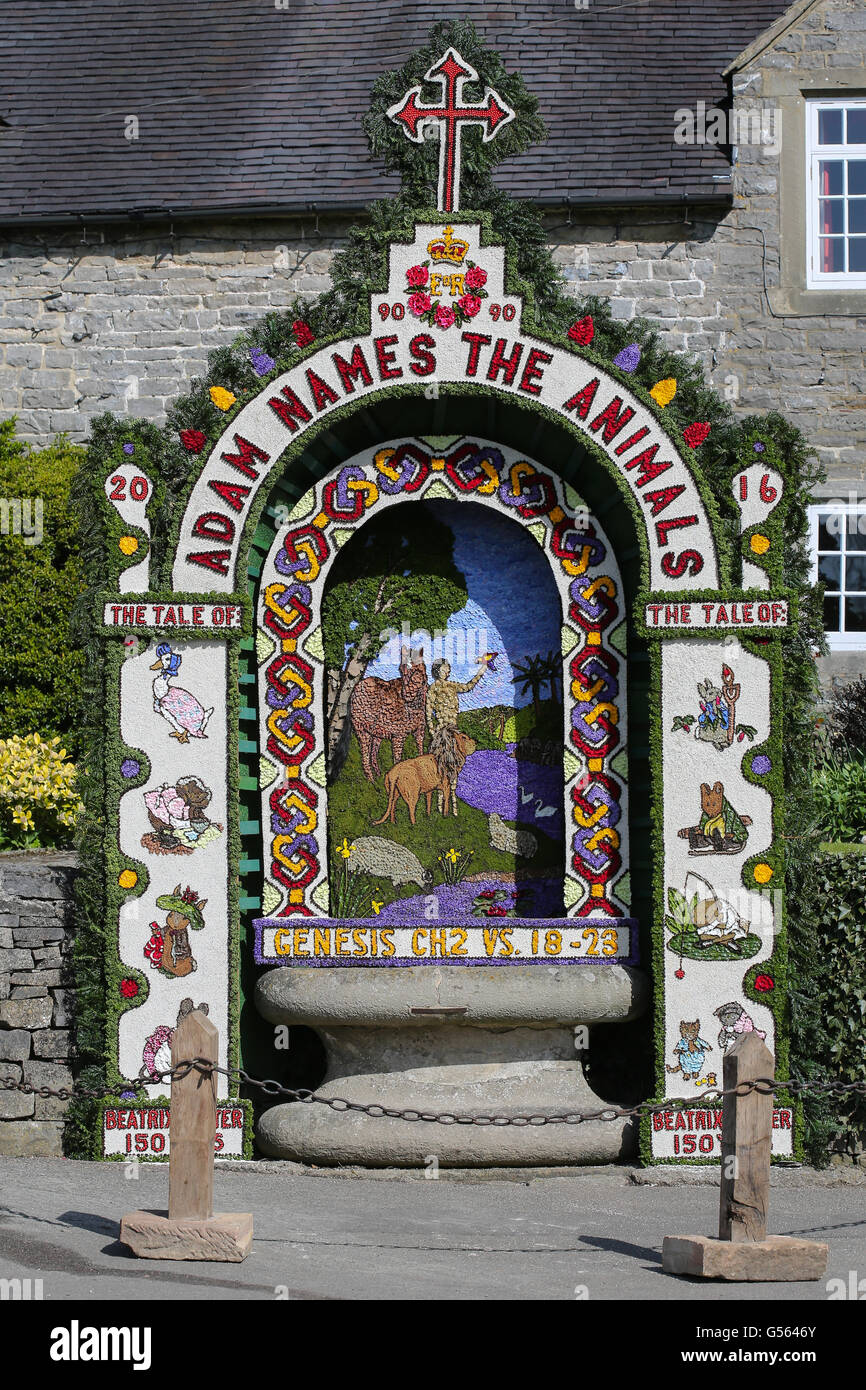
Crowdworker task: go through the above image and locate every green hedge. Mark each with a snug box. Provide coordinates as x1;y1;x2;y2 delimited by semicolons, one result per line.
813;751;866;843
0;419;86;758
789;845;866;1162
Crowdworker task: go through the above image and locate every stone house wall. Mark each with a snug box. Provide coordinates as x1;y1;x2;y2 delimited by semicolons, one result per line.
0;0;863;689
0;853;77;1155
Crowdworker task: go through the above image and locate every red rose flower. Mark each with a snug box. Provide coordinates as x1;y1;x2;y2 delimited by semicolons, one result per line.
479;891;496;900
434;304;456;329
120;978;139;999
292;319;315;348
180;428;207;453
406;264;429;288
683;422;711;449
458;293;482;318
407;291;432;317
568;315;595;346
465;265;487;290
486;906;507;917
754;974;774;992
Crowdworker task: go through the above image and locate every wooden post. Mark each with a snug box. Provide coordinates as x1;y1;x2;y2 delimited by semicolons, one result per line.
661;1035;829;1281
120;1012;253;1262
718;1030;772;1242
168;1009;217;1222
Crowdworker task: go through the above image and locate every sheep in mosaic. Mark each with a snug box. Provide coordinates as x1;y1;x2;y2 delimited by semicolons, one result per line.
488;812;537;859
346;836;432;888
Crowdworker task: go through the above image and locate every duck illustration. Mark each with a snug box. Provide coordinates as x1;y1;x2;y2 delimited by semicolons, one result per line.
149;644;214;743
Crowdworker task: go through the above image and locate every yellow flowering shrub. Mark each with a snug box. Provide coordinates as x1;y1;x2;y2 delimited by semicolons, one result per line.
0;733;83;848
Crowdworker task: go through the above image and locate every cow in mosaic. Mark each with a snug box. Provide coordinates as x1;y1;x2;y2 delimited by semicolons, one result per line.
350;651;429;781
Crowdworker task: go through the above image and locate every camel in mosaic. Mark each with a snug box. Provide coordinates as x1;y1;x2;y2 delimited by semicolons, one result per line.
350;654;429;781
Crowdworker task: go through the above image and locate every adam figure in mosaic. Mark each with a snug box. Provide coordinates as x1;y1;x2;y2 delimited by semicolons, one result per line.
426;656;488;816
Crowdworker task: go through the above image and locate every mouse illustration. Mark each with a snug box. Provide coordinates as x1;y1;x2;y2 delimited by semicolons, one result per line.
678;781;752;854
713;1001;766;1052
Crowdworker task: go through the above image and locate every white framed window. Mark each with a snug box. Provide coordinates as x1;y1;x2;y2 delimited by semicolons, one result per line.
806;98;866;288
809;504;866;649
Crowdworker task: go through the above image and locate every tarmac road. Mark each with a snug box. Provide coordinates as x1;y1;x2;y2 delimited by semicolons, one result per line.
0;1157;863;1302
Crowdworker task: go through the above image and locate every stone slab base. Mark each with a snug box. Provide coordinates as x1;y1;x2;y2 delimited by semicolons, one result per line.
0;1120;64;1157
119;1211;253;1262
255;1018;642;1165
662;1234;828;1281
257;1098;637;1167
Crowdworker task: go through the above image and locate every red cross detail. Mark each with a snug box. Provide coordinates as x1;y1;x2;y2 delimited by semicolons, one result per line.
387;47;515;213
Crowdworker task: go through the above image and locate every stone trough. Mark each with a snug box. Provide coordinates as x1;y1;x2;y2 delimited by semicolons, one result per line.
255;962;649;1165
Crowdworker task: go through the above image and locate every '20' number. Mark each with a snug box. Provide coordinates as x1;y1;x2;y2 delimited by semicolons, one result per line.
109;475;150;502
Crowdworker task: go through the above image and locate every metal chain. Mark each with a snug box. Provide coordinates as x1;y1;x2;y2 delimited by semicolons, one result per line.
2;1059;865;1127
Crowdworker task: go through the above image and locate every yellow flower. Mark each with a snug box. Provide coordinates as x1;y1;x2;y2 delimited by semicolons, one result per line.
118;869;138;889
649;377;677;407
118;535;139;556
750;533;771;555
209;386;236;411
754;862;774;884
0;734;82;844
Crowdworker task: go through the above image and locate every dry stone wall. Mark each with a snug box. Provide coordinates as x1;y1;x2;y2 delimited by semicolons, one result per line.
0;853;77;1156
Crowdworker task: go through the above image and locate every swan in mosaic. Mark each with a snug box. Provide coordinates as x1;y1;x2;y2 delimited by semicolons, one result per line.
518;785;556;819
149;644;214;743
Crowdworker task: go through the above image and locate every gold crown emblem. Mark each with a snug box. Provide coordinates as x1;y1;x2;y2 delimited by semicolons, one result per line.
427;225;469;266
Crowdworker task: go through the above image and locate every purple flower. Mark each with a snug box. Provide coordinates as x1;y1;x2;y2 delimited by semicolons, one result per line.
753;441;765;453
122;443;134;455
121;758;140;779
119;1090;137;1100
614;343;641;372
751;754;772;775
250;347;276;377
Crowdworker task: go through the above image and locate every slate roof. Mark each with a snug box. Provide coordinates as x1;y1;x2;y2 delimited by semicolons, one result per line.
0;0;795;224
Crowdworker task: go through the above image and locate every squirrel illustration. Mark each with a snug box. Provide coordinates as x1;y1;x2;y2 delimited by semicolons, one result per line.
678;781;752;855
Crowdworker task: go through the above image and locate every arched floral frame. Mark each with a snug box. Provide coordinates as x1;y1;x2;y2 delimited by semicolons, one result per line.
254;435;630;923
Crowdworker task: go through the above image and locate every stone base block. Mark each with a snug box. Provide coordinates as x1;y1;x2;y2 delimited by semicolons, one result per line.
662;1234;828;1282
258;1102;635;1166
256;1031;637;1166
119;1211;253;1262
0;1120;63;1156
